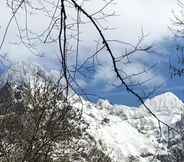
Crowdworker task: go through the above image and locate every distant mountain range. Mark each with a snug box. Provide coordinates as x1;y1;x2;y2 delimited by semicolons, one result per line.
79;92;184;162
0;63;184;162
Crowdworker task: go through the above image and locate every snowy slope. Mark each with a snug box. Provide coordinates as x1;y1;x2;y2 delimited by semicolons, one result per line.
74;92;184;162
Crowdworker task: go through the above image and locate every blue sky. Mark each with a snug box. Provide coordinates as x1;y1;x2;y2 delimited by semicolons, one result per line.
1;0;184;106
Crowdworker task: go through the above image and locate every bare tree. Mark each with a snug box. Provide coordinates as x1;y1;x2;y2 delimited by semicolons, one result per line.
169;0;184;78
0;73;86;161
0;64;118;162
0;0;170;122
0;0;180;161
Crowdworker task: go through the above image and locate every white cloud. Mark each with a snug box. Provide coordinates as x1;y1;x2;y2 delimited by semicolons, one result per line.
108;0;177;42
0;0;178;53
89;0;177;90
93;60;165;91
0;0;178;92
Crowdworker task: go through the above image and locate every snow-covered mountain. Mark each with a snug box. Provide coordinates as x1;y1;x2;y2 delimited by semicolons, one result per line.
1;64;184;162
72;92;184;162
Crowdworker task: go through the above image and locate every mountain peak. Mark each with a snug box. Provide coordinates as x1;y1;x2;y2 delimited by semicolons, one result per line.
152;92;180;101
140;92;184;113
